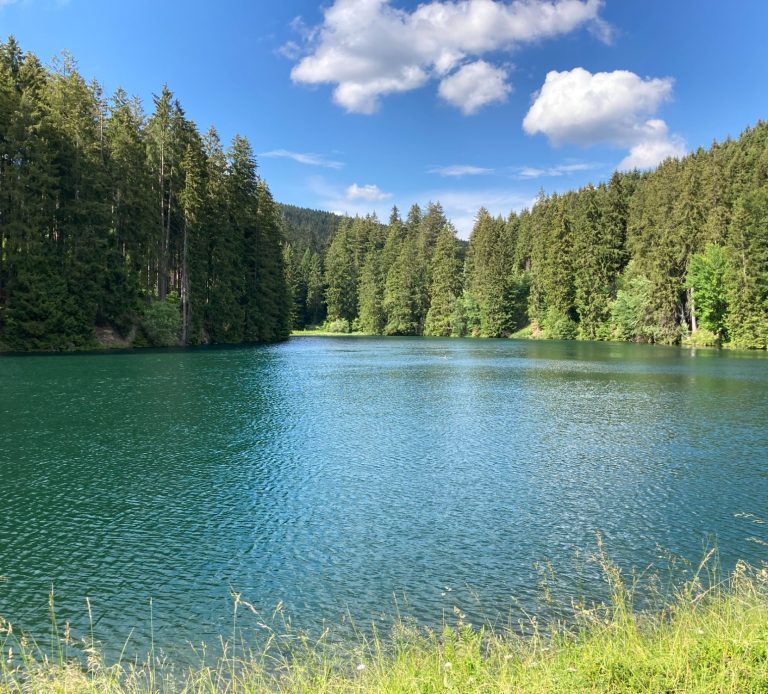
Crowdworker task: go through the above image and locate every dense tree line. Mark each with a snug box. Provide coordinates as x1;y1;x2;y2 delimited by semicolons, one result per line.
0;38;289;351
278;204;342;252
299;122;768;349
2;37;765;351
279;206;342;330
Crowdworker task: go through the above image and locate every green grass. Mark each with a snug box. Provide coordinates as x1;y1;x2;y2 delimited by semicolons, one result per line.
2;549;768;693
509;324;534;340
291;329;371;337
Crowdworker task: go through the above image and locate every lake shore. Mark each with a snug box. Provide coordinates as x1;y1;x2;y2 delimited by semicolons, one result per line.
2;560;767;693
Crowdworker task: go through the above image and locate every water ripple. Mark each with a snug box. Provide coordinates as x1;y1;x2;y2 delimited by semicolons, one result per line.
0;338;766;659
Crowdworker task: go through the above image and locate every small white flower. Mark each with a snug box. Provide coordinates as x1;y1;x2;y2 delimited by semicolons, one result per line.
356;663;365;672
443;661;452;670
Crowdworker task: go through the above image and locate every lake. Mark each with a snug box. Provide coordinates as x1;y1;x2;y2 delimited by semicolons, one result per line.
1;337;766;659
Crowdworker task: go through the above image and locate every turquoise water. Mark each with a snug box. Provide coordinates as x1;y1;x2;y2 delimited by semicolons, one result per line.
0;338;766;658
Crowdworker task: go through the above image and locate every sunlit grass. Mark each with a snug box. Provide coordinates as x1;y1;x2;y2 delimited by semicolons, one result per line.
290;329;371;337
2;547;767;693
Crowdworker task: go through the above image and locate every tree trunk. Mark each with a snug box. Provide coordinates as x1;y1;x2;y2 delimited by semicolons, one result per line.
689;286;697;333
158;146;167;300
181;217;190;344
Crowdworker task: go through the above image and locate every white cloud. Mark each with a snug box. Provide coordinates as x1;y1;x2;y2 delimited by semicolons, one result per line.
417;188;531;238
346;183;392;201
429;164;494;177
276;41;303;61
288;0;610;114
618;121;686;169
437;60;511;114
515;161;599;178
523;67;685;169
260;149;344;169
307;176;527;239
523;68;673;146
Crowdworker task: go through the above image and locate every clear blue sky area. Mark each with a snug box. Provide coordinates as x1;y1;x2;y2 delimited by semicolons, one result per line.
2;0;767;236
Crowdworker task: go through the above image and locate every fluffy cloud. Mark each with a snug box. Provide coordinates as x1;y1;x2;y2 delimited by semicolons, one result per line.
617;120;686;169
523;67;685;169
437;60;511;114
420;189;531;237
429;164;495;177
288;0;609;114
346;183;392;201
261;149;344;169
515;161;598;178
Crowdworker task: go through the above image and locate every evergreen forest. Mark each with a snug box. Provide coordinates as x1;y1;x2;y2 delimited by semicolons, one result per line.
0;37;290;351
2;37;767;352
286;123;768;349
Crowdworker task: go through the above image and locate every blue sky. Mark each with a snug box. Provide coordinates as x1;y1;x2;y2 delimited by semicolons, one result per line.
2;0;767;237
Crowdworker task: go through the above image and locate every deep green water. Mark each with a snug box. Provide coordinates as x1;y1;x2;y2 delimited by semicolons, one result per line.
1;337;767;659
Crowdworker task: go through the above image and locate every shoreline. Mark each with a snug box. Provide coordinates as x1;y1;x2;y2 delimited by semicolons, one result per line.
1;559;766;692
0;331;760;356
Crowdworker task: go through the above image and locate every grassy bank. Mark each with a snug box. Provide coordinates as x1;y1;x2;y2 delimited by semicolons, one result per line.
2;556;767;693
291;329;371;337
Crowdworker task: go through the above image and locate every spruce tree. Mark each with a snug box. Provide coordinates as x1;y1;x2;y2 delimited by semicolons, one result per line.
424;225;462;336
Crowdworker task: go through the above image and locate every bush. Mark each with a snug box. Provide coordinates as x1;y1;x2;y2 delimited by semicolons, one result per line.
683;328;720;347
609;274;654;342
323;318;351;334
142;295;181;347
540;307;578;340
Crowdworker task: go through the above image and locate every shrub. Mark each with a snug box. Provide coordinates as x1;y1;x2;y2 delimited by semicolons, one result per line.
142;294;181;347
540;307;578;340
323;318;351;334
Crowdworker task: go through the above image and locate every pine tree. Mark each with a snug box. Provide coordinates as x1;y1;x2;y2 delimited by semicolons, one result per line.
179;141;206;344
357;251;385;334
726;188;768;348
302;249;325;326
424;225;462;336
205;128;245;343
324;219;358;323
383;236;426;335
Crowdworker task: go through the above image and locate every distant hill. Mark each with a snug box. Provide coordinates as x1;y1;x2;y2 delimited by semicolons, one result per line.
278;203;344;252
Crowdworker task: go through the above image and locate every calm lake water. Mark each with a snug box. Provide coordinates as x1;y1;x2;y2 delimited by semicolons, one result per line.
1;337;767;659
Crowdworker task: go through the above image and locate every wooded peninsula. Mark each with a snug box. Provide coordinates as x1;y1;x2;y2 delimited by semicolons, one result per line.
1;37;767;352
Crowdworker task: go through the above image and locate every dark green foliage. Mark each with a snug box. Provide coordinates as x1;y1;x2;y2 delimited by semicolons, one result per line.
324;219;359;322
142;295;181;347
725;188;768;348
463;209;526;337
0;38;290;351
357;251;386;334
279;204;343;252
6;34;763;352
424;225;462;336
383;236;427;336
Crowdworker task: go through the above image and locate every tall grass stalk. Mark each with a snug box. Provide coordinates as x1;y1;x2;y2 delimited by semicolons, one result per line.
1;556;767;693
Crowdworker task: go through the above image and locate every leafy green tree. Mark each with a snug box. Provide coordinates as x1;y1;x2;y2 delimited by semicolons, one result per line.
687;244;729;340
608;268;654;342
